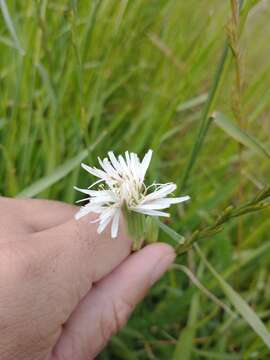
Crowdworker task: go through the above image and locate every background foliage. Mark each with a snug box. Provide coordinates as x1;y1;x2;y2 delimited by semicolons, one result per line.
0;0;270;359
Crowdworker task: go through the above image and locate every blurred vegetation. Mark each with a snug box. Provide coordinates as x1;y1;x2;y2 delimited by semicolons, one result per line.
0;0;270;359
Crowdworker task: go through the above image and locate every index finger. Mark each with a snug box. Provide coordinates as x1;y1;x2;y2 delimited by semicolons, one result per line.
27;212;132;318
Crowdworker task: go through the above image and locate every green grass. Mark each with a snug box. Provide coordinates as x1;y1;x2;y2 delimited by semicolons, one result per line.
1;0;270;359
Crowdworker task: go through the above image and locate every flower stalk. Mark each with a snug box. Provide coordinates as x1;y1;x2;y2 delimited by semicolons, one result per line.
175;185;270;255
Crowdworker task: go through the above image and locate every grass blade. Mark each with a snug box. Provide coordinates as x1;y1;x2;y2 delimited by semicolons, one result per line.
173;292;200;360
192;349;241;359
176;93;208;112
158;220;186;245
180;0;245;190
240;0;262;32
0;0;24;54
16;132;106;198
179;42;229;190
213;112;270;160
173;264;235;316
195;244;270;349
0;118;7;130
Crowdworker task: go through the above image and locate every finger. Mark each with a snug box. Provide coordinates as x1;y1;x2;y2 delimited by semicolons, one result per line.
0;197;31;239
20;198;77;231
24;213;132;319
51;243;175;360
0;197;77;234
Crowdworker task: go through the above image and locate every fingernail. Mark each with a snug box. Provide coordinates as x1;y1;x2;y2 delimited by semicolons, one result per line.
150;250;176;286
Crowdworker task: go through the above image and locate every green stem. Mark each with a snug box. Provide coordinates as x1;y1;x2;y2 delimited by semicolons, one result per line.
180;0;245;191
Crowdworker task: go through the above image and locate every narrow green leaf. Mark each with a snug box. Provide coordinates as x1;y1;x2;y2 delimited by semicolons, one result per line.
158;220;186;245
173;293;200;360
0;35;16;49
180;43;229;190
242;0;261;13
240;0;262;32
213;112;270;160
180;0;245;190
0;0;24;54
193;349;241;359
0;118;7;130
110;336;139;360
195;245;270;349
0;144;18;196
173;264;235;316
176;93;208;112
16;132;106;198
36;63;57;110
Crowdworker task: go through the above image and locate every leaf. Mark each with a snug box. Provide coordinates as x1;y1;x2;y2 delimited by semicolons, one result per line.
193;349;241;359
240;0;262;32
213;112;270;160
174;264;235;316
176;93;208;112
195;245;270;349
110;336;139;360
0;144;18;195
36;63;57;110
0;118;7;130
16;132;106;198
0;0;24;54
179;0;245;190
158;220;186;245
173;293;200;360
179;42;230;190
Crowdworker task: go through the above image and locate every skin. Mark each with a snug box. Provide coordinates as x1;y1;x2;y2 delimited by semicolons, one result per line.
0;197;175;360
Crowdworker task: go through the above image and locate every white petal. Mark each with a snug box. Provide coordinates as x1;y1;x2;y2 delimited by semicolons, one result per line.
81;163;108;180
74;204;93;219
111;209;121;238
140;196;190;209
140;149;153;181
142;183;177;203
90;190;116;197
75;197;90;203
167;195;190;203
74;186;91;195
96;207;116;233
99;207;117;223
103;158;121;179
118;155;129;176
90;193;117;205
130;153;141;180
97;212;114;234
88;178;104;189
135;202;171;210
74;186;110;197
97;157;120;181
125;151;131;168
131;207;170;217
108;151;122;173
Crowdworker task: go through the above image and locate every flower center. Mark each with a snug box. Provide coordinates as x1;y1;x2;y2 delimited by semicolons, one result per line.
114;178;146;208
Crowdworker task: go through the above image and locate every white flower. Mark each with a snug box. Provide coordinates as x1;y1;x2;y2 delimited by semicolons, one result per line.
74;150;190;238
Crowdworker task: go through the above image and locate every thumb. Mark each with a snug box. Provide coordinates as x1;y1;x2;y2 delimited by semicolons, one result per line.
51;243;175;360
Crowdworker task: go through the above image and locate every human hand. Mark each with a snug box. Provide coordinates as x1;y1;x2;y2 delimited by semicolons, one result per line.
0;197;175;360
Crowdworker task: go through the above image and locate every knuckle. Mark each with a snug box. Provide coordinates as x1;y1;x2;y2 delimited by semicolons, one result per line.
0;242;39;284
113;297;134;329
100;297;134;342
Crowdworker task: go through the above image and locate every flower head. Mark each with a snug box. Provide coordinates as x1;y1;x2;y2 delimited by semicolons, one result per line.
75;150;190;239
